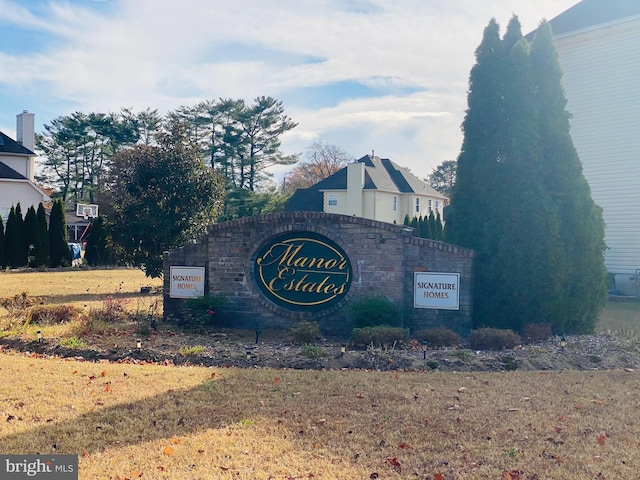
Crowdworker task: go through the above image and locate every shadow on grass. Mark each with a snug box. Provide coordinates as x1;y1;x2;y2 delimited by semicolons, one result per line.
0;376;250;455
42;291;161;305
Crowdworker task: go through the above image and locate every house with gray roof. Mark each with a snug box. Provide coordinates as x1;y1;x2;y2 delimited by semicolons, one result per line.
285;154;447;224
537;0;640;293
0;111;50;223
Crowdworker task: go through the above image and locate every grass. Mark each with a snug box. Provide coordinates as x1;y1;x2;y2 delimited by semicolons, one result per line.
1;352;640;479
0;268;162;312
2;270;640;478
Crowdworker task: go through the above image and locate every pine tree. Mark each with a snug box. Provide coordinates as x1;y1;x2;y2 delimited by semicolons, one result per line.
36;203;49;267
0;215;5;268
434;212;443;241
403;214;411;226
49;199;71;267
23;206;39;267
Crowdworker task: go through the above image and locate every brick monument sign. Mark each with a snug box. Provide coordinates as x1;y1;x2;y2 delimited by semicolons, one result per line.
163;212;473;335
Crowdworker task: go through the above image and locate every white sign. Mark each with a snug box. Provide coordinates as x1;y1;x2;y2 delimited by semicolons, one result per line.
170;266;205;298
414;272;460;310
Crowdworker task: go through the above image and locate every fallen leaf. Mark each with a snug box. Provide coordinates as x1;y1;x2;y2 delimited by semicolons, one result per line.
101;370;108;377
273;377;280;385
163;445;174;455
592;399;603;405
105;383;111;393
597;433;607;445
574;404;583;410
433;474;446;480
386;457;401;472
172;437;180;444
398;442;411;449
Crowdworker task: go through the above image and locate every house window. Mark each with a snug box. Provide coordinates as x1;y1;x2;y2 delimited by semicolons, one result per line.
435;200;439;211
328;194;338;206
393;196;397;211
415;198;420;213
428;199;432;212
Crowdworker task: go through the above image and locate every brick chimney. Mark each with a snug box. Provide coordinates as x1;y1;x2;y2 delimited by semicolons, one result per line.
16;110;35;152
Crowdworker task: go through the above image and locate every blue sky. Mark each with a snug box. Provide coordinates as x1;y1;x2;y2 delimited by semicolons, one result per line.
0;0;579;182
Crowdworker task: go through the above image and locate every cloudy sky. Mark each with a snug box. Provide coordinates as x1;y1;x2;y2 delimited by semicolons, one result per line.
1;0;579;181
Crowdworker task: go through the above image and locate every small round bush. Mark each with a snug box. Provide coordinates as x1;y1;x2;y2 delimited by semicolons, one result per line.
290;321;321;344
467;328;521;351
413;327;459;348
351;296;401;328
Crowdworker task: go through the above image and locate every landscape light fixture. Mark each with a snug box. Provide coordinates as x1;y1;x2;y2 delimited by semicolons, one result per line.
422;341;428;359
341;344;346;354
37;330;42;342
246;351;252;360
136;339;142;349
560;334;567;351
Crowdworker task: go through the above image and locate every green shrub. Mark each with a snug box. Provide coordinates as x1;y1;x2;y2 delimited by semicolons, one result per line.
413;327;459;348
521;323;553;343
351;296;401;328
468;328;522;350
451;348;473;362
28;305;83;325
350;326;409;349
179;345;206;356
301;344;327;358
179;295;224;333
289;321;321;344
58;336;87;349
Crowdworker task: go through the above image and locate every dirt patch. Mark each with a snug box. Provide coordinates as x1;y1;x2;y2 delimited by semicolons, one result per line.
2;328;640;372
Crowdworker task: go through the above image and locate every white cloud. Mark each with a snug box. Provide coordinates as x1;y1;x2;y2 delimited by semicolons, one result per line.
1;0;579;177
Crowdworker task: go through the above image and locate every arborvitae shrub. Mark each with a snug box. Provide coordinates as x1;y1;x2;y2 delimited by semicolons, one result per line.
413;327;460;348
289;321;321;344
350;326;409;349
351;296;401;328
467;328;521;350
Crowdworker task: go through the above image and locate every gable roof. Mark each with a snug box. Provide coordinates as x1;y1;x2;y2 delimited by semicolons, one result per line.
285;154;445;212
0;161;27;180
528;0;640;38
0;131;34;156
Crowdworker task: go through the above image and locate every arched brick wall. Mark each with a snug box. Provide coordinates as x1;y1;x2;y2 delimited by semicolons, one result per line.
163;212;473;335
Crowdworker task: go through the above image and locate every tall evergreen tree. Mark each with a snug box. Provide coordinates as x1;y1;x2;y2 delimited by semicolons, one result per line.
0;215;5;268
84;216;112;266
49;199;72;267
448;16;605;333
530;21;607;333
36;203;49;267
23;206;39;267
5;205;25;268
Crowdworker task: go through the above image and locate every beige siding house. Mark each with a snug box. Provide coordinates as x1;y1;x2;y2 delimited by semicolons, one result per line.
545;0;640;293
286;154;447;224
0;111;50;223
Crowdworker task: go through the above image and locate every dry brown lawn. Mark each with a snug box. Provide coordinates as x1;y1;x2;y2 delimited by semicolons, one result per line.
0;268;162;311
2;269;640;478
2;351;640;479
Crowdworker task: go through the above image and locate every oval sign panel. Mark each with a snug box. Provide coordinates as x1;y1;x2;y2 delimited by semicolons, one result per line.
254;231;352;311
